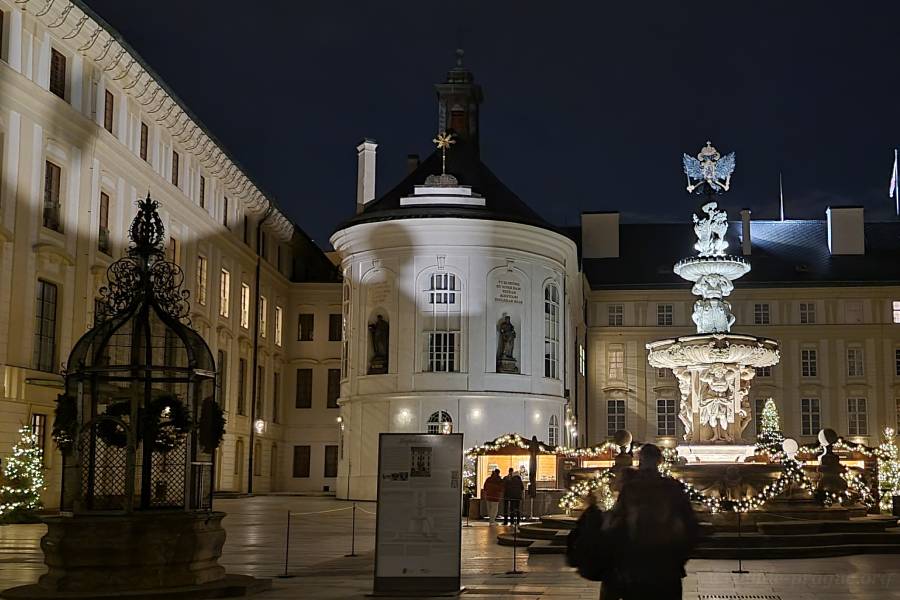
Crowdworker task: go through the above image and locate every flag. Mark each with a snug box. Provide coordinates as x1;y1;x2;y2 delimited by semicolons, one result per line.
891;149;899;215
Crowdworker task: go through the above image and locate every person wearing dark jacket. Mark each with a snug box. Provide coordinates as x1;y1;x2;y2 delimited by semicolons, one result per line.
605;443;699;600
502;468;524;526
482;469;505;525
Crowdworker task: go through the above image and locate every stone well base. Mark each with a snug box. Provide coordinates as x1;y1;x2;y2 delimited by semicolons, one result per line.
9;511;251;595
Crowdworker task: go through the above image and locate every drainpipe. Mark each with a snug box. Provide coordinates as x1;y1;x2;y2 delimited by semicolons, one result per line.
248;204;275;494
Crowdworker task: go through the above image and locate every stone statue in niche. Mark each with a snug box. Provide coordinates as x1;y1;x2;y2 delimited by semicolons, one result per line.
368;314;389;374
496;315;518;373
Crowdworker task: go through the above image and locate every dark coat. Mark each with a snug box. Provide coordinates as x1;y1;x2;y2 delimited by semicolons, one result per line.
503;474;525;499
482;474;504;502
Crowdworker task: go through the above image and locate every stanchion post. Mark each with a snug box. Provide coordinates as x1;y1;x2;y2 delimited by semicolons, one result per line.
278;510;293;578
505;524;524;575
345;502;358;557
731;511;749;574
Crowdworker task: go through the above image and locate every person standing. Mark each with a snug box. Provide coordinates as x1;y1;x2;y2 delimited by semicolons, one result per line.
606;443;699;600
482;469;504;525
502;467;524;526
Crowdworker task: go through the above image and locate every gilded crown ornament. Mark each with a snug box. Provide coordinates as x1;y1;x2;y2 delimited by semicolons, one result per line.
425;131;459;187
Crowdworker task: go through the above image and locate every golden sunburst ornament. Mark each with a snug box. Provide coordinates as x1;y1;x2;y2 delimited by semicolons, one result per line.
432;131;455;175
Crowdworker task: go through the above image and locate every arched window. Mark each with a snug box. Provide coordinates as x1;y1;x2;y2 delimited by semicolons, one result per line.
422;272;462;373
427;410;453;434
544;284;560;379
341;282;350;378
548;415;559;446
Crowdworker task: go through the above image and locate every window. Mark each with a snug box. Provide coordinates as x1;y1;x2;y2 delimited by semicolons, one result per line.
845;300;863;324
657;368;670;379
657;398;676;437
166;236;179;265
219;269;230;317
255;366;265;418
801;349;817;377
295;368;312;408
237;358;247;415
755;366;772;378
893;301;900;324
428;273;457;304
223;197;229;227
234;439;243;476
754;303;770;325
196;256;208;306
657;304;673;326
423;272;461;373
896;348;900;377
847;398;868;436
253;442;261;476
800;302;816;324
579;345;586;376
607;400;626;435
324;445;339;478
754;398;767;435
43;161;62;231
199;175;206;209
544;284;560;379
240;283;251;329
427;411;453;434
274;306;283;347
33;280;58;372
327;368;340;408
140;122;149;161
298;313;314;341
272;372;280;423
171;151;180;187
292;446;311;478
328;314;342;342
800;398;821;436
608;304;624;326
217;349;227;409
548;415;559;446
607;347;624;380
427;332;458;372
341;283;350;377
49;49;66;99
30;414;47;462
847;347;864;377
259;296;268;338
103;90;114;133
98;192;111;255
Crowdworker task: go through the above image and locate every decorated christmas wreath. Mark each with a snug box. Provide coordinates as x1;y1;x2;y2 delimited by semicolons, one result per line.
94;394;193;453
197;396;226;454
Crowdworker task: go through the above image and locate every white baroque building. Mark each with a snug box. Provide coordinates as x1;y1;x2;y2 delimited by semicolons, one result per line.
2;0;899;510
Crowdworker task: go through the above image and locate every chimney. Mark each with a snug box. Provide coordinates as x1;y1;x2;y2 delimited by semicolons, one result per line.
740;209;752;255
826;206;865;255
581;212;620;258
356;139;377;214
406;154;420;175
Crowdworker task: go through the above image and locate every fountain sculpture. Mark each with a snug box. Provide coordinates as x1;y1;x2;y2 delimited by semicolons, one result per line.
647;143;780;450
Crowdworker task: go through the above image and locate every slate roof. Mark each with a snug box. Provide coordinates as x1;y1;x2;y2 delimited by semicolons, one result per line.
335;138;556;233
584;220;900;289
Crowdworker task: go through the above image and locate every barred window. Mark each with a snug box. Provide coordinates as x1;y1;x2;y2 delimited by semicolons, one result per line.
428;332;458;373
801;349;817;377
608;304;624;326
754;303;770;325
656;304;673;326
49;49;66;99
657;398;676;437
427;411;453;434
607;400;626;436
428;273;457;304
422;271;462;373
544;284;560;379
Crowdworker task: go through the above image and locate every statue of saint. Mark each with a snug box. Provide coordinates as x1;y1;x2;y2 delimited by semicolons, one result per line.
368;315;389;374
496;315;518;373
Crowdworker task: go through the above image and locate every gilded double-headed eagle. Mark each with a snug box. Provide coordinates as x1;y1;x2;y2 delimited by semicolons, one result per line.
682;141;736;193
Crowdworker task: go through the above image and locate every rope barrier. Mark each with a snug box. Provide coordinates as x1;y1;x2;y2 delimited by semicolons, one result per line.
356;506;377;515
287;506;355;517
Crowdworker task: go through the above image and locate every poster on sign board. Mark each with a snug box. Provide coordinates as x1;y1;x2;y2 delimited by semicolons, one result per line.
373;433;463;595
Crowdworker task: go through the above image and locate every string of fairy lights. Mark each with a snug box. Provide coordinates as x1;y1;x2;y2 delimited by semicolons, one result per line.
467;428;898;514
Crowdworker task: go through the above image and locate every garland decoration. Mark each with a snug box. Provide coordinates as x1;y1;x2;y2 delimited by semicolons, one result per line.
197;396;226;453
96;395;192;453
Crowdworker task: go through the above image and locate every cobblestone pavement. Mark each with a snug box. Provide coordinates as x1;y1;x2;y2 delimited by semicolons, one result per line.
2;496;900;599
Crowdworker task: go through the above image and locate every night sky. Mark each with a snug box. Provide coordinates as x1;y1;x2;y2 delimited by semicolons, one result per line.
83;1;900;249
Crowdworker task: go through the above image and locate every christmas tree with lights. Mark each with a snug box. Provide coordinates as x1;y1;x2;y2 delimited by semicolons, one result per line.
877;427;900;513
756;398;784;454
0;425;44;523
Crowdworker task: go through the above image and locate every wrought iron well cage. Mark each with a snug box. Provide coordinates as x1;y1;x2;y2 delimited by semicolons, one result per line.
59;195;219;513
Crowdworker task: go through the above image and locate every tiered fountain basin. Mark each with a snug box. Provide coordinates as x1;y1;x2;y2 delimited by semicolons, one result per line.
647;333;780;370
673;255;750;282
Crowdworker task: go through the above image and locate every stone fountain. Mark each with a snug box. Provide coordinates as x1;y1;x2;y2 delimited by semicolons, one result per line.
647;143;779;456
